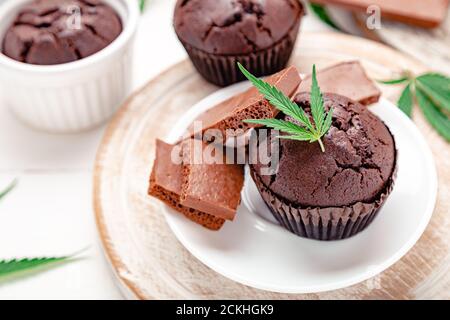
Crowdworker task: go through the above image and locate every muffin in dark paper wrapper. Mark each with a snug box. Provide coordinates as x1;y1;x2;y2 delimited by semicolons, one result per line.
251;168;396;240
173;0;304;87
250;93;398;240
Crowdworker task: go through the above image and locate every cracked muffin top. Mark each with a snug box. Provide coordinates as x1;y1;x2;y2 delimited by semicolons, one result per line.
173;0;304;55
251;92;396;207
2;0;122;65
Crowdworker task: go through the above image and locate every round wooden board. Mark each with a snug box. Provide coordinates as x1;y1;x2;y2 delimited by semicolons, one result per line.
93;32;450;300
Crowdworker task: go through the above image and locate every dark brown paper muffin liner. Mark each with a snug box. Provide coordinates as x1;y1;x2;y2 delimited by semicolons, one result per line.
178;19;301;87
250;166;397;241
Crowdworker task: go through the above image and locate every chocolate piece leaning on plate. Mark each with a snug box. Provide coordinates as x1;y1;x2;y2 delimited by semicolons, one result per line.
180;139;245;221
2;0;122;65
297;61;381;106
173;0;304;86
148;140;225;231
186;66;301;141
250;93;397;240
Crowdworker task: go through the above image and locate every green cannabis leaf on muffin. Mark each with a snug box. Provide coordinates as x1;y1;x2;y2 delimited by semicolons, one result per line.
239;63;333;152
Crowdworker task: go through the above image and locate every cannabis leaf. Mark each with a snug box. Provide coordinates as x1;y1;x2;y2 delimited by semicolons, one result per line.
309;3;342;31
239;63;333;152
378;77;410;85
416;90;450;141
379;72;450;142
139;0;146;12
416;74;450;113
0;250;86;284
0;179;17;202
397;84;414;117
0;180;87;285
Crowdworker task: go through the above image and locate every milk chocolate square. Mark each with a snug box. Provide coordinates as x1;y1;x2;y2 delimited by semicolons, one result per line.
148;139;225;230
180;139;245;221
297;61;381;105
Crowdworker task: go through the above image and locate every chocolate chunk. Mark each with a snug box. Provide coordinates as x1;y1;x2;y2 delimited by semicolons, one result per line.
2;0;122;65
310;0;449;28
148;140;225;231
180;139;245;221
186;66;301;140
297;61;381;106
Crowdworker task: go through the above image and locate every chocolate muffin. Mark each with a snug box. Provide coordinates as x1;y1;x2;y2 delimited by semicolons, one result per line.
173;0;304;86
250;93;397;240
2;0;122;65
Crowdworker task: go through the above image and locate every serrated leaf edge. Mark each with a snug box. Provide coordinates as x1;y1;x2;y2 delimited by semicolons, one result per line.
238;63;333;152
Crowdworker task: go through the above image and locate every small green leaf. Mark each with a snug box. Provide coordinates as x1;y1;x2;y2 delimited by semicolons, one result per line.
377;77;410;85
0;257;67;281
0;249;86;284
416;89;450;141
309;3;341;31
0;179;17;202
277;134;314;142
417;73;450;90
397;83;414;117
375;71;450;141
310;65;325;133
238;63;332;152
416;74;450;113
139;0;146;12
244;118;311;137
321;107;334;137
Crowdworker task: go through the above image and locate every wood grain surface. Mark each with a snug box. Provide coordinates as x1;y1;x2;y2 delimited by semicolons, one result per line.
93;32;450;300
354;7;450;75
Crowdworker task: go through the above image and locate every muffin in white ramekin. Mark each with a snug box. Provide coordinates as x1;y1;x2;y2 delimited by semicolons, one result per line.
0;0;139;133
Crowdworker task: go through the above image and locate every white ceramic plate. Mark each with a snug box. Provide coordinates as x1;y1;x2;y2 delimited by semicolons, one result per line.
163;82;437;294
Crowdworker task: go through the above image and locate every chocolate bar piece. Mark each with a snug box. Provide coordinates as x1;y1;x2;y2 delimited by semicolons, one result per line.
310;0;449;28
180;139;245;221
187;66;301;140
297;61;381;105
148;139;225;230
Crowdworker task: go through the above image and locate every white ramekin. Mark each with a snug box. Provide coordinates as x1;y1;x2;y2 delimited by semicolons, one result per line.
0;0;139;133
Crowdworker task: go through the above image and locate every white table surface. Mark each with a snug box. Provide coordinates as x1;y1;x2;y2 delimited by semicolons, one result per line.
0;0;331;299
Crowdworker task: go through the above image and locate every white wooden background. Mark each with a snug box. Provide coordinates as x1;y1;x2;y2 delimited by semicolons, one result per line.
0;0;332;299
